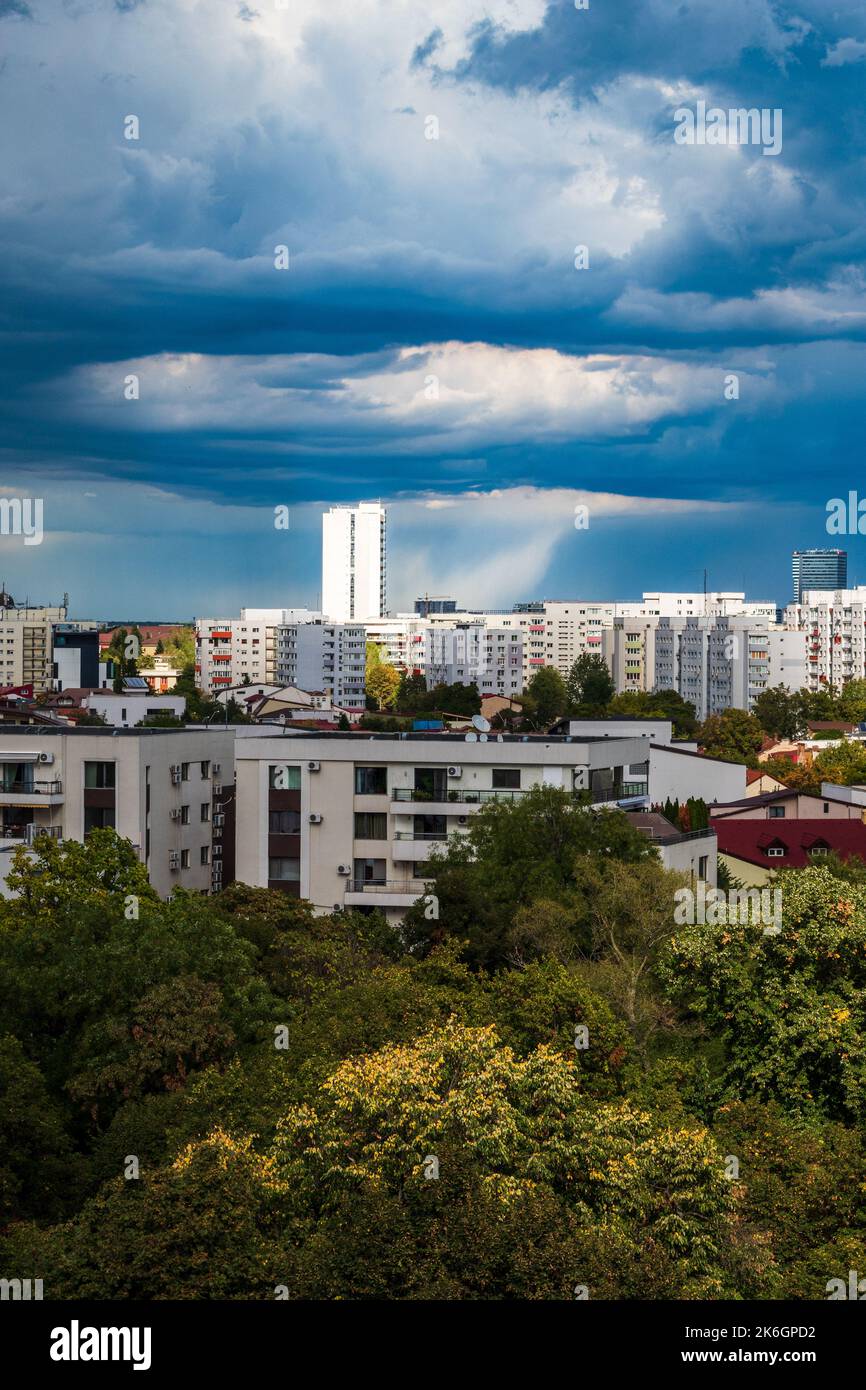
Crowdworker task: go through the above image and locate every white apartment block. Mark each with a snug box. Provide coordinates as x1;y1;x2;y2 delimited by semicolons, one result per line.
233;729;662;918
322;502;387;623
195;609;322;695
422;624;523;696
618;592;777;620
651;617;806;721
274;623;366;710
0;727;235;898
363;616;431;673
0;604;91;693
784;588;866;692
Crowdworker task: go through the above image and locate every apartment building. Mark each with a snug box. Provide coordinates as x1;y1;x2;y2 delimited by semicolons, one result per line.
195;610;323;695
784;588;866;691
422;624;523;696
322;502;387;623
274;623;366;711
0;604;92;693
233;729;657;918
0;727;235;897
364;615;431;673
652;617;806;721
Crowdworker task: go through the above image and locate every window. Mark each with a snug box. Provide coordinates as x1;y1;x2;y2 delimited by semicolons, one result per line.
355;766;387;795
201;761;210;779
354;811;387;840
84;761;115;789
823;802;830;814
180;849;190;868
200;845;210;866
768;805;785;819
178;804;189;825
809;845;829;856
269;764;301;790
698;855;709;881
269;809;301;834
200;802;210;822
766;846;786;857
84;806;115;833
269;857;300;881
181;763;190;782
492;768;520;790
353;857;386;886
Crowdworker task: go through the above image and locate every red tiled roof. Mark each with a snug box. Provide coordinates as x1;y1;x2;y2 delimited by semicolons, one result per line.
715;818;866;869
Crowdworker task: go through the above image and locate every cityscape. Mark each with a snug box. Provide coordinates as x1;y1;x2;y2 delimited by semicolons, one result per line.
3;0;866;1355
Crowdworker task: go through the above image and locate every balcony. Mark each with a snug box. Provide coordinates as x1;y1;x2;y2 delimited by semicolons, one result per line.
392;831;452;861
344;877;428;909
391;787;527;811
0;779;63;805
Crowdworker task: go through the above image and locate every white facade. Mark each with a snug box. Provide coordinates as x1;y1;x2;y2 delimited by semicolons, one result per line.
0;605;87;692
195;616;276;694
423;624;523;696
85;691;187;727
322;502;387;623
0;727;235;897
274;623;366;709
234;731;656;917
648;617;806;720
784;588;866;691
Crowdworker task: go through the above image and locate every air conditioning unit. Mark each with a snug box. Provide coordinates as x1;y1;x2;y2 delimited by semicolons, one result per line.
170;768;182;785
36;751;54;764
458;816;468;826
169;808;181;821
213;814;224;827
307;760;321;772
337;863;351;875
309;813;323;825
447;765;462;778
212;763;221;774
168;851;180;869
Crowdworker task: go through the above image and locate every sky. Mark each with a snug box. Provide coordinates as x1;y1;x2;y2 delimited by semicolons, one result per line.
1;0;865;617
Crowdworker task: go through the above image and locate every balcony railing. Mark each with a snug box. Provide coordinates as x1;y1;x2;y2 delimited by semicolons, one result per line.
394;831;449;841
349;878;427;894
0;779;62;795
391;788;527;804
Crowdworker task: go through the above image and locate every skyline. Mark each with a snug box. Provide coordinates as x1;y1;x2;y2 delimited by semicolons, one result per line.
3;0;866;612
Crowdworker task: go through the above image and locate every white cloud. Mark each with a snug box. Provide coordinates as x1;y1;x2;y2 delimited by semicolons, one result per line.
822;37;866;66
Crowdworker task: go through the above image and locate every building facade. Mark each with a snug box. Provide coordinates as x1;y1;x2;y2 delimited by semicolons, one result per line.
233;730;657;918
0;727;235;897
792;549;847;604
422;624;523;696
322;502;387;623
274;623;366;710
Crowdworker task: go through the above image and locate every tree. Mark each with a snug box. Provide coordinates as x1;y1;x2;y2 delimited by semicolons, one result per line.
698;708;764;763
566;653;615;711
607;689;698;739
402;785;656;968
365;643;400;711
660;865;866;1123
523;665;568;728
752;686;807;741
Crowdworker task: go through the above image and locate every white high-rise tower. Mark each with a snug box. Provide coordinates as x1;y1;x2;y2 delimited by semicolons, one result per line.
322;502;387;623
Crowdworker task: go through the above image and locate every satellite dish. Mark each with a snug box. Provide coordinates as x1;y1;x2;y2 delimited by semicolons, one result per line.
464;732;478;743
472;714;491;733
